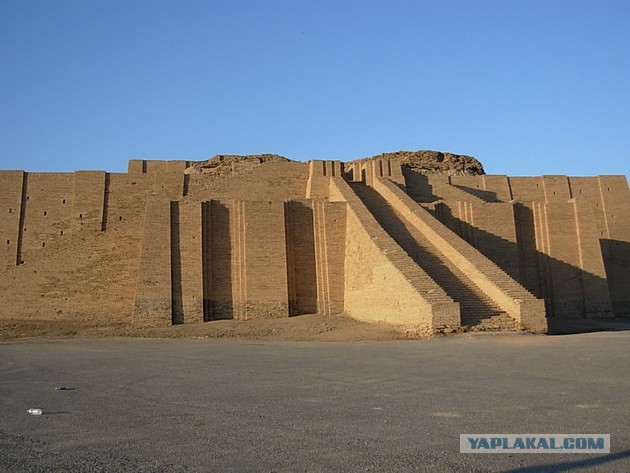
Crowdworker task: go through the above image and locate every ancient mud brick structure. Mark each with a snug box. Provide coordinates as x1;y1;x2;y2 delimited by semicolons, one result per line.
1;151;628;334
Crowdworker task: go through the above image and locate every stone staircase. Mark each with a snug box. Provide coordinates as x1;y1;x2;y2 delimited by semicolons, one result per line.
350;182;518;332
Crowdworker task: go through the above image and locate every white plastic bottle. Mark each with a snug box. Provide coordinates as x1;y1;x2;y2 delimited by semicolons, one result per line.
27;408;43;415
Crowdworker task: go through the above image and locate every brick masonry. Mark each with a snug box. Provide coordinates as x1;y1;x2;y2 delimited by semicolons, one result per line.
0;155;628;333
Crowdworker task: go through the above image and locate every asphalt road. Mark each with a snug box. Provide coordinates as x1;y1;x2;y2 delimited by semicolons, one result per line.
1;332;629;472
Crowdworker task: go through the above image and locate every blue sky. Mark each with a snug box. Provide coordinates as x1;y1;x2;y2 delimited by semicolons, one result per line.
1;0;628;177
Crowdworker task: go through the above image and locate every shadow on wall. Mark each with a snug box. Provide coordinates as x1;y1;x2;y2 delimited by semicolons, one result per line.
401;168;501;203
431;203;630;334
171;202;184;324
351;182;505;327
453;184;500;202
285;201;318;316
600;239;630;317
171;200;320;322
402;170;438;203
203;201;234;321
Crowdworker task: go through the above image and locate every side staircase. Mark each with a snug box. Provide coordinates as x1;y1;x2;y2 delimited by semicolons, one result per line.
350;182;518;332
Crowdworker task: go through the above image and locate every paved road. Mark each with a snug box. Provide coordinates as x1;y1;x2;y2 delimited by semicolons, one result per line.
1;332;629;472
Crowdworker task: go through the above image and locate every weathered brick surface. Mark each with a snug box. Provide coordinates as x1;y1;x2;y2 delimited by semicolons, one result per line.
1;156;628;331
596;176;630;315
202;200;233;320
236;201;290;319
171;201;204;324
330;177;460;331
128;159;189;175
285;200;318;315
20;172;74;263
434;201;520;280
401;170;629;320
306;160;343;198
372;176;547;332
133;196;172;327
508;177;546;202
0;171;25;268
313;201;346;315
72;171;106;235
201;200;292;320
572;198;614;317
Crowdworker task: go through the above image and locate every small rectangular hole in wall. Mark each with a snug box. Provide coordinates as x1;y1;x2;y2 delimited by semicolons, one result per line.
26;196;30;201
60;230;64;236
119;216;123;221
43;211;47;216
62;199;66;204
79;214;83;219
553;191;556;195
6;240;10;245
42;242;46;248
8;208;12;213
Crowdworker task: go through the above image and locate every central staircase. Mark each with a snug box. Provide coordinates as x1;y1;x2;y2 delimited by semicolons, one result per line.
350;183;518;332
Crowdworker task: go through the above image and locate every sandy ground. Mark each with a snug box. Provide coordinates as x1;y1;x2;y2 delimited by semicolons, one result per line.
0;314;427;342
4;314;629;343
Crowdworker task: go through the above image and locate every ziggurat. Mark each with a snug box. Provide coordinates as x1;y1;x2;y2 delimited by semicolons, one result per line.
1;151;628;335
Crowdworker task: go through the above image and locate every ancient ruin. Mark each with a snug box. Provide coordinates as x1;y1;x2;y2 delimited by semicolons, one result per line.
1;151;628;335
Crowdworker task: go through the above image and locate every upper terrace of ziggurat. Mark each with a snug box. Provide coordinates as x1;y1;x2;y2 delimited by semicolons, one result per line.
1;150;628;335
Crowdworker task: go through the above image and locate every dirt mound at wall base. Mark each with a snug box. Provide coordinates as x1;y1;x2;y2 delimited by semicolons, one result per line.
0;315;431;342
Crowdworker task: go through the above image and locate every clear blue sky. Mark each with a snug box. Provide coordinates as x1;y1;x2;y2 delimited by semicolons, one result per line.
1;0;628;177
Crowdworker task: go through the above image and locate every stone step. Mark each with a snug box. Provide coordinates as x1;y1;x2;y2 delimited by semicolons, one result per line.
350;182;507;326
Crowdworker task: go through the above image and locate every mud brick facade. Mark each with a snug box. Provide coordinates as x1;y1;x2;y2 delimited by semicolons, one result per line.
1;153;628;334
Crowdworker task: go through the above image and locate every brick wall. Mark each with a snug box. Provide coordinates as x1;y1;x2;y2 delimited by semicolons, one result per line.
285;200;318;315
202;199;294;320
20;173;74;262
409;172;629;319
0;171;25;268
126;160;186;200
519;200;614;318
128;159;189;174
535;202;594;317
572;198;614;317
306;160;344;198
171;201;204;324
449;175;513;202
330;177;460;331
507;177;546;202
542;176;572;203
596;176;630;315
133;196;172;327
313;201;346;315
237;201;289;319
104;173;154;231
2;158;627;327
202;200;234;320
372;177;547;332
72;171;106;235
455;201;520;280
